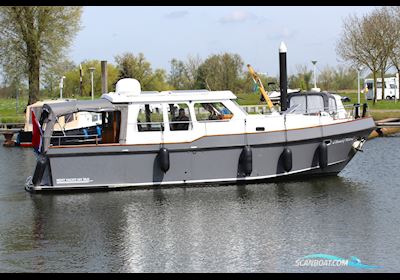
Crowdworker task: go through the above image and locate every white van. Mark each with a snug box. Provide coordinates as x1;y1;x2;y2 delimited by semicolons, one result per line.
365;76;399;100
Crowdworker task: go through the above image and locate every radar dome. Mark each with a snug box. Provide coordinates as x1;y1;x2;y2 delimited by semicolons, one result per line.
115;78;141;96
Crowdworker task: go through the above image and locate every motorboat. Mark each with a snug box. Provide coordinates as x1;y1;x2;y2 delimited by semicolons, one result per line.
25;78;375;192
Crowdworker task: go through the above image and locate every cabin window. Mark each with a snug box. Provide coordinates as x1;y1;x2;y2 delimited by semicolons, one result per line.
328;97;337;114
137;104;164;132
92;113;101;122
289;95;306;113
377;82;387;89
194;102;233;121
307;95;324;114
65;113;74;123
167;103;192;131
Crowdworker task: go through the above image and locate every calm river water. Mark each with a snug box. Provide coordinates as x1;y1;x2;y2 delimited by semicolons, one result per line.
0;135;399;272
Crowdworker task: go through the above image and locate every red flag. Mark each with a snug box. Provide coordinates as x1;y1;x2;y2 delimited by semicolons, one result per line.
31;110;42;153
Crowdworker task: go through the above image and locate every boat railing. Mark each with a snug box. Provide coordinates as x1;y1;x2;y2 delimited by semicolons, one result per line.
241;104;365;120
47;134;101;147
282;105;351;120
343;103;369;119
281;103;369;120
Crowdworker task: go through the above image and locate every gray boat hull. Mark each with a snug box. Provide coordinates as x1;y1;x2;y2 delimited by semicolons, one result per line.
26;117;375;192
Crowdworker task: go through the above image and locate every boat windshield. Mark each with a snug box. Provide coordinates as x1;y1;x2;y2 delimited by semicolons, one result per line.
231;99;248;115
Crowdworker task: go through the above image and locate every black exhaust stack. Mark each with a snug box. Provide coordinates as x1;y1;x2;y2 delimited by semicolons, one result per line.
279;42;288;112
101;60;108;94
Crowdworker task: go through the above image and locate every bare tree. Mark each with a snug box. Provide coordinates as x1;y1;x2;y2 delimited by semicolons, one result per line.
372;7;398;100
337;12;384;104
0;7;82;105
388;6;400;101
185;54;203;89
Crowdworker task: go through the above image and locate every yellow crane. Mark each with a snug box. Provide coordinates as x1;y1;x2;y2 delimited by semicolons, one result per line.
247;64;276;112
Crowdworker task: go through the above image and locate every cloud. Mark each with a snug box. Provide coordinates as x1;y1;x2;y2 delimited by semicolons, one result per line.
165;10;189;19
267;27;297;40
220;11;255;23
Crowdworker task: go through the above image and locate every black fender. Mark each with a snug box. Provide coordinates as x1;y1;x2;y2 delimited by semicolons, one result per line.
282;147;292;172
158;148;170;173
32;155;48;186
240;146;253;176
318;142;328;169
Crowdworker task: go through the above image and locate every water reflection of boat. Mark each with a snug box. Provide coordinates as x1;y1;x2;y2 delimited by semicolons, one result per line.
16;99;102;147
25;77;375;192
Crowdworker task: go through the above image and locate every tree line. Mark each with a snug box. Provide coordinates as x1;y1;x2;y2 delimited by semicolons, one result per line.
1;6;393;105
0;50;363;100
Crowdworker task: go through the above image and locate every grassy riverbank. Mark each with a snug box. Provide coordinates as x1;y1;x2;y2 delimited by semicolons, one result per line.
0;95;96;123
1;90;400;123
0;98;27;123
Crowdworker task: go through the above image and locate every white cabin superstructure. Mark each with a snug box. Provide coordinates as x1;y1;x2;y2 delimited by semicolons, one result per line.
100;79;353;146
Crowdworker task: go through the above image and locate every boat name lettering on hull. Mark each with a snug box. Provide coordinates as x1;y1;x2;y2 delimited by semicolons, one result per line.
331;138;354;145
56;177;93;184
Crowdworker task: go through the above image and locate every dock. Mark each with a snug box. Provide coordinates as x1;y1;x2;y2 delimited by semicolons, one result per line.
375;118;400;128
370;118;400;139
0;123;24;147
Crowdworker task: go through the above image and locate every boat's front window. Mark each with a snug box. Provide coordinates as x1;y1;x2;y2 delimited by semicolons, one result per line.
194;102;233;121
231;99;248;115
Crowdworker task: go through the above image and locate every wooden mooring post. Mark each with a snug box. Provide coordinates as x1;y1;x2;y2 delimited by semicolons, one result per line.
0;123;24;147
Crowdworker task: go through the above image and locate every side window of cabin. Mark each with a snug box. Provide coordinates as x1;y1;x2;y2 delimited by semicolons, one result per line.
137;104;164;132
328;97;337;115
92;113;101;123
65;113;74;123
167;103;192;131
289;96;306;113
194;102;233;122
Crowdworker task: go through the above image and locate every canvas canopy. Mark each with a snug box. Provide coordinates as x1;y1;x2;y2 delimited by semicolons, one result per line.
42;99;115;118
41;99;117;151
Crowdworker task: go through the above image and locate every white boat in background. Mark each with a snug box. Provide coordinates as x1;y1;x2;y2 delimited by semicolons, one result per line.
268;88;301;103
17;99;102;147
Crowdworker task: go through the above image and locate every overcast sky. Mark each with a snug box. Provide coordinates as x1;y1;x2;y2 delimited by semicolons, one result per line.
70;6;377;76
